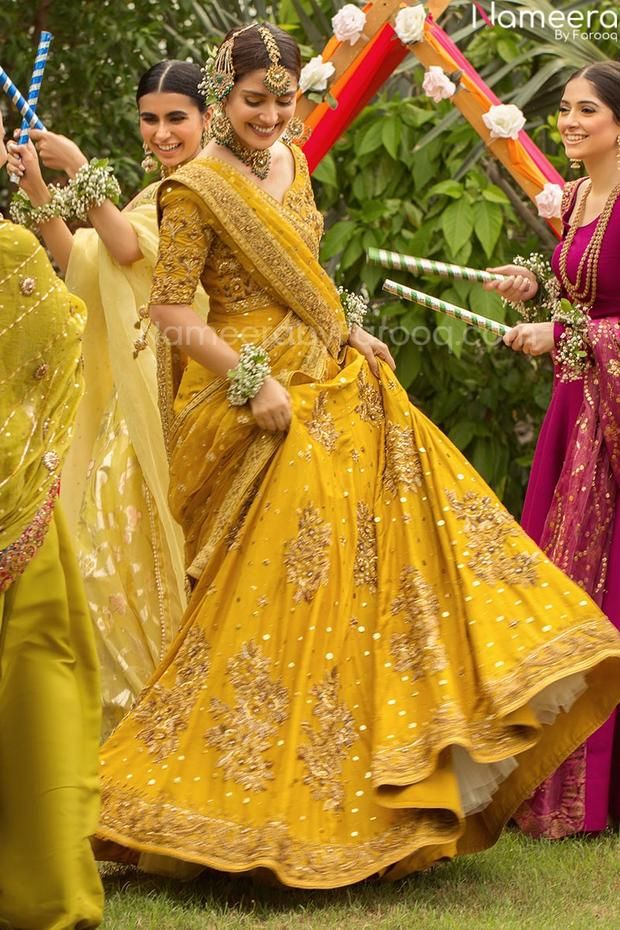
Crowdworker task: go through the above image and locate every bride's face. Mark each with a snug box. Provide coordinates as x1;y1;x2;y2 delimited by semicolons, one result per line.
138;91;207;169
224;70;297;151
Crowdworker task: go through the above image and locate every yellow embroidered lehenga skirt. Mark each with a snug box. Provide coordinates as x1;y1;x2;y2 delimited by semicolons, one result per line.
96;152;620;887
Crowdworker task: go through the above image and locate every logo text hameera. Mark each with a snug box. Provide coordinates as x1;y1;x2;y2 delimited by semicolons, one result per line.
472;3;619;42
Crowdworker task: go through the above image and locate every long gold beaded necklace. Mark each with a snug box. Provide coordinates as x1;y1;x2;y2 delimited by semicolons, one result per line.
559;179;620;309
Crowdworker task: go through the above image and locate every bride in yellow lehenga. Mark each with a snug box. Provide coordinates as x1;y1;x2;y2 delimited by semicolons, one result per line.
97;24;620;887
8;62;209;736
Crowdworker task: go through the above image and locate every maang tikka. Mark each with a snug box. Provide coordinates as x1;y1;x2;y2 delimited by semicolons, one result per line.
199;24;295;180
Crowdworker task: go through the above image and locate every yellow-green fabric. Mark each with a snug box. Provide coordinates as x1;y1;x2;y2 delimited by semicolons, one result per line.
63;186;209;736
0;507;103;930
0;219;84;572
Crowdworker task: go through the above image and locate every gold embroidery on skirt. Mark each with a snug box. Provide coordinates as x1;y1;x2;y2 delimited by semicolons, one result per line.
306;391;339;452
134;626;210;761
383;423;422;494
205;640;289;792
298;669;357;811
284;506;332;603
355;369;384;423
390;566;448;678
354;502;378;592
446;490;540;586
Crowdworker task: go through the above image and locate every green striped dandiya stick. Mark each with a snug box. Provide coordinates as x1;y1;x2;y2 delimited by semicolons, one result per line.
383;279;510;337
369;247;504;284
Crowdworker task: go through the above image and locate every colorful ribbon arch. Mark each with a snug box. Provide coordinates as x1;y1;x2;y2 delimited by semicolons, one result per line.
298;1;563;236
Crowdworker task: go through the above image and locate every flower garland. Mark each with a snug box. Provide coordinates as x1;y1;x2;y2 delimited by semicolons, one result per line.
10;158;121;230
551;298;591;382
227;344;272;406
338;286;368;331
503;252;590;380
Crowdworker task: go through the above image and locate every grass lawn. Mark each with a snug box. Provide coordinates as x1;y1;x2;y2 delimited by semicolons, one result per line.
100;828;619;930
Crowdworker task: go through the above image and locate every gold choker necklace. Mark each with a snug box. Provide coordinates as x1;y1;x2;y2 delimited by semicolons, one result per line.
220;135;271;180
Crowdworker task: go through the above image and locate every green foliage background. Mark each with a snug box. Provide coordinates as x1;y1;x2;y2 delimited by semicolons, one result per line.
1;0;617;513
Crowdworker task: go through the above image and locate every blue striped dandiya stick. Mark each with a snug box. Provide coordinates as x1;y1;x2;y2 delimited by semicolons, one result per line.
0;65;45;129
17;32;52;145
383;279;510;337
9;32;53;183
369;247;504;284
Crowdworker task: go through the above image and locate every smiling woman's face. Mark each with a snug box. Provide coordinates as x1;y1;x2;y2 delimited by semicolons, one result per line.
558;76;620;165
138;91;206;169
223;70;297;150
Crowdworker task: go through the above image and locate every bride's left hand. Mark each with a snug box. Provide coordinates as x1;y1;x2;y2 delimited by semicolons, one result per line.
348;325;396;377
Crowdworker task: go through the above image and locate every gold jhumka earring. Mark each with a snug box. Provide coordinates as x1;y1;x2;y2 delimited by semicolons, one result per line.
141;142;158;174
570;158;582;171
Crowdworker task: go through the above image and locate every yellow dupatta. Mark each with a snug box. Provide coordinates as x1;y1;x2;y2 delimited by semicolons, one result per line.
155;152;348;580
0;221;85;589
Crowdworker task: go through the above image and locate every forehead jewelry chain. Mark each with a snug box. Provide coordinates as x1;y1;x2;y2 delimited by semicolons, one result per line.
258;25;291;97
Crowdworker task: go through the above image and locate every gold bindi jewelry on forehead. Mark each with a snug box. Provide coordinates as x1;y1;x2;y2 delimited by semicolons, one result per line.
559;179;620;310
258;25;291;97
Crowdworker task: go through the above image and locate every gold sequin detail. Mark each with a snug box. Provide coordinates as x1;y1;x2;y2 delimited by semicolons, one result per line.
134;626;210;761
606;359;620;377
19;276;36;296
284;506;331;603
306;391;339;452
383;423;422;494
447;490;540;586
390;566;448;678
354;502;378;592
298;669;357;811
205;640;288;792
42;450;60;473
355;369;384;423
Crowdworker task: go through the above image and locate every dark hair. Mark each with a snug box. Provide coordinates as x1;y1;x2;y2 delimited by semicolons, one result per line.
566;61;620;123
223;23;301;83
136;60;206;112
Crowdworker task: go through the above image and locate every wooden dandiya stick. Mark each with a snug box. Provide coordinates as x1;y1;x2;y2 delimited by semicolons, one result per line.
369;247;504;284
10;32;52;183
383;279;510;337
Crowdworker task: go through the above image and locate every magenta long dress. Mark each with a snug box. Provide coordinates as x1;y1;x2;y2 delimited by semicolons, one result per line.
515;182;620;837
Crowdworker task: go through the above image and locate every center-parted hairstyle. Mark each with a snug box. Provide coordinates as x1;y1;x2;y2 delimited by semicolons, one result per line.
565;61;620;123
136;60;206;112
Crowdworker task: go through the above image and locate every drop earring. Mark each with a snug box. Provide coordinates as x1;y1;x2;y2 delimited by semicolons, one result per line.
141;142;158;174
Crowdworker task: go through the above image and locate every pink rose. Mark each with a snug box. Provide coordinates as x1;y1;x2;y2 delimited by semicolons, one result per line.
535;183;563;219
422;66;457;103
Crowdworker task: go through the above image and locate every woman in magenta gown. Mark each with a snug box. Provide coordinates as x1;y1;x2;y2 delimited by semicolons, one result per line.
487;61;620;837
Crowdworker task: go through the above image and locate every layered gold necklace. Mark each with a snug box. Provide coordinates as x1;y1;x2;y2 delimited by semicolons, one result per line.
559;179;620;309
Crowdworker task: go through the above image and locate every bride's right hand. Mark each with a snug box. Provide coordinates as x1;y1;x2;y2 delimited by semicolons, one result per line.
249;376;292;432
483;264;539;304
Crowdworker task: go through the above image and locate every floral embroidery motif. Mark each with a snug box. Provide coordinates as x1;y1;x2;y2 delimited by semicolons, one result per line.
298;669;357;811
0;479;59;592
205;640;289;792
284;506;331;603
383;423;422;494
390;566;448;678
447;490;540;586
306;391;339;452
134;626;210;761
151;192;214;306
355;369;384;423
354;502;378;592
606;359;620;377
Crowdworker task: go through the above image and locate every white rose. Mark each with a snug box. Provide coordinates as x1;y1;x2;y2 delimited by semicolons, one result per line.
394;4;427;45
332;4;367;45
422;66;457;103
482;104;526;140
535;182;563;219
299;55;336;94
